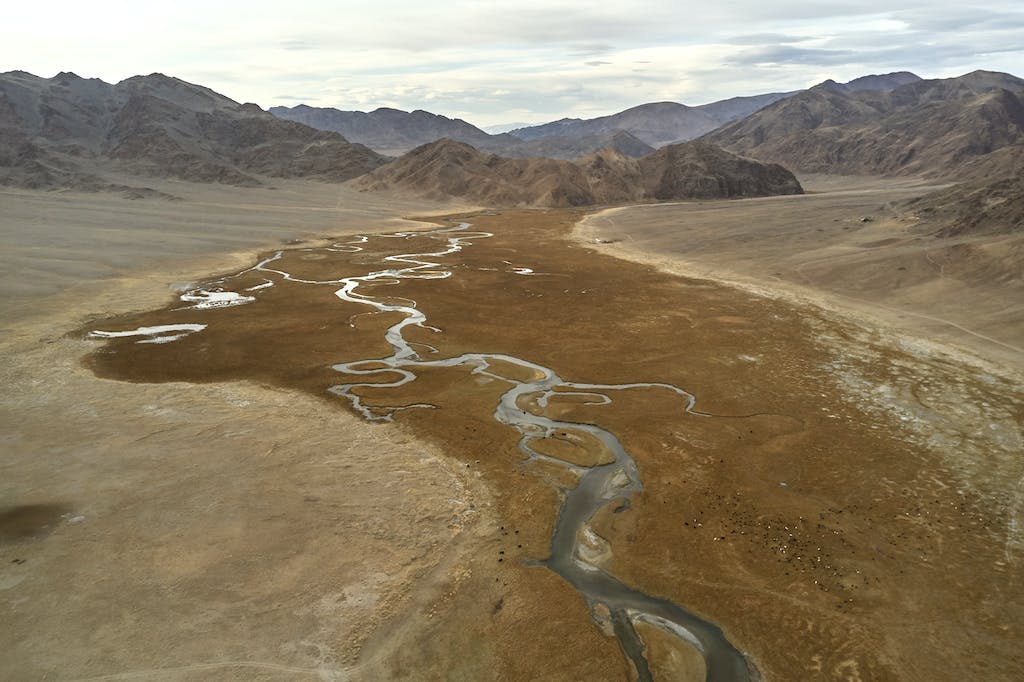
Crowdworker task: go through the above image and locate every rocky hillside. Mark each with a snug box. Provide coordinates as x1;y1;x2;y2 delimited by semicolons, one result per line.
499;130;654;160
704;70;1024;179
906;145;1024;237
356;138;802;207
0;71;388;190
636;141;805;199
355;139;594;206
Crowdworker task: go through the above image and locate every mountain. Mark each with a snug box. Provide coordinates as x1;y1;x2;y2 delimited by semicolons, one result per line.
355;138;802;208
507;92;795;147
268;102;663;158
0;71;388;190
905;144;1024;237
703;70;1024;178
815;71;922;94
499;130;655;160
269;73;918;159
356;138;594;207
268;104;516;156
268;104;657;160
695;92;803;125
635;140;805;200
509;102;717;146
483;122;533;134
507;102;711;147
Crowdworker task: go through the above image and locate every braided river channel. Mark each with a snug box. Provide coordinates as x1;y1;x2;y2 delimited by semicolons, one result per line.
88;221;756;681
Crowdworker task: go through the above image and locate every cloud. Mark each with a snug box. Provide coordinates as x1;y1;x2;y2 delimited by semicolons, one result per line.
725;33;807;46
727;46;858;68
3;0;1023;126
279;40;315;51
895;6;1024;32
568;44;615;56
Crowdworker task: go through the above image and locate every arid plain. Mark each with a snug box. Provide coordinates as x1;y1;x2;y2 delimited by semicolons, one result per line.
3;172;1021;680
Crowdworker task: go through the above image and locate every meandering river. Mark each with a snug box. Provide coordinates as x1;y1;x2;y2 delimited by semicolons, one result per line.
91;222;754;681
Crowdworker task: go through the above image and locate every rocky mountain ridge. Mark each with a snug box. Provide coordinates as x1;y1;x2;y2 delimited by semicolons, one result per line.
0;71;388;190
703;70;1024;179
271;72;925;159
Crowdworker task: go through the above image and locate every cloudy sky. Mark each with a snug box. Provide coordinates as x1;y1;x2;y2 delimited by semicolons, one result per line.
4;1;1022;128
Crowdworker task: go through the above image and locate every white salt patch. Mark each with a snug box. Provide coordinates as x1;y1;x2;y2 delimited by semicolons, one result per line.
180;289;255;309
139;333;192;344
89;324;206;344
244;279;274;292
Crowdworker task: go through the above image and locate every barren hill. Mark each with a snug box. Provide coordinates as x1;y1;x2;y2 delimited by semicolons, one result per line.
0;71;388;190
704;70;1024;178
354;139;594;207
356;138;802;207
268;104;515;157
636;141;805;199
906;144;1024;237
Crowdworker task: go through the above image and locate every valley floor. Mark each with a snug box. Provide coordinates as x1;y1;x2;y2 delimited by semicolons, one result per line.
1;177;1021;681
577;174;1024;375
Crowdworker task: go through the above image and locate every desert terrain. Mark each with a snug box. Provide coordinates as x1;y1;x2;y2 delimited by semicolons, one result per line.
2;66;1023;682
0;181;496;681
3;176;1019;679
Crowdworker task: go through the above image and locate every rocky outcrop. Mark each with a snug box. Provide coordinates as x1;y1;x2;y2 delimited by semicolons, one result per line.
356;138;802;207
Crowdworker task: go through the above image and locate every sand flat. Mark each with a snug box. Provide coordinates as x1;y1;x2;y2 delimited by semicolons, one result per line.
0;181;501;680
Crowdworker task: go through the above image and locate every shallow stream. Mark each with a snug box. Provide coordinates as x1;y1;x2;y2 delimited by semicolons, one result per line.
91;221;754;681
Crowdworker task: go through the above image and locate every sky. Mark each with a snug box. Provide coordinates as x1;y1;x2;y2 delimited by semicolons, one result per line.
4;1;1023;128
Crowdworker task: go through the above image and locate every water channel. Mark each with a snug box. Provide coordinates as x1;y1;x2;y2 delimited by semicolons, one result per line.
91;221;755;681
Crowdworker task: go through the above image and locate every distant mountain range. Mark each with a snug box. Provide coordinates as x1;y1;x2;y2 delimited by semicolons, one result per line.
504;93;794;147
271;91;800;159
267;105;514;157
3;67;1022;232
269;104;658;160
269;72;936;160
0;71;388;190
356;138;802;208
